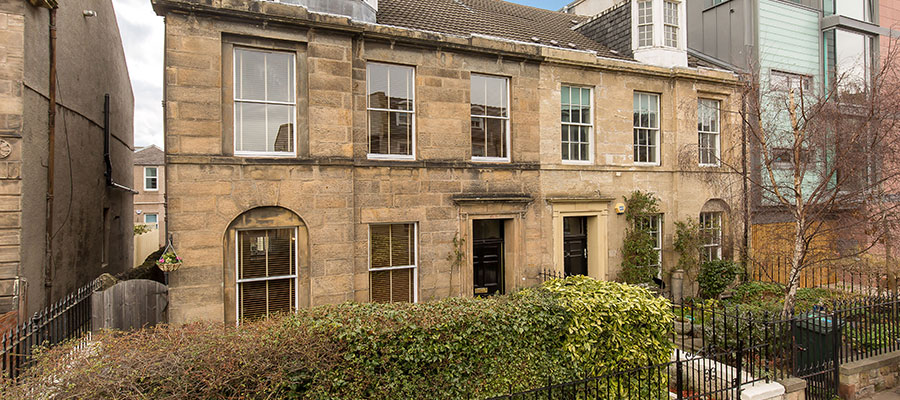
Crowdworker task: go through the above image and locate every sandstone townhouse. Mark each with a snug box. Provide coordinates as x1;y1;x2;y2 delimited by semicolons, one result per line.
151;0;743;324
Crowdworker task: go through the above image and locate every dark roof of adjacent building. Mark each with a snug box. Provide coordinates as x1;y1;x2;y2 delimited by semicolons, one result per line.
134;145;164;165
376;0;627;59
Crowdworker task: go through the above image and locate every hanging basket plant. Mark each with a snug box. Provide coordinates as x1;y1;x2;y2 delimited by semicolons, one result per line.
156;240;182;272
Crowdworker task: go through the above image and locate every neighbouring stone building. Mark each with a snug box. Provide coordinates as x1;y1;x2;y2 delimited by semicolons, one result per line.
134;145;166;244
152;0;742;324
0;0;134;317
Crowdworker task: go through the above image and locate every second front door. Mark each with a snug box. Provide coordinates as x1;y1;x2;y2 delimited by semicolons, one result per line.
473;219;504;297
563;217;588;277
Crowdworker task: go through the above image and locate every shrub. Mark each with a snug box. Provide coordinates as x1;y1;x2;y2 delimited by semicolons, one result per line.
673;219;702;277
299;293;573;399
728;281;851;311
0;317;342;400
133;224;152;236
620;191;661;284
698;260;739;299
1;277;674;400
536;276;674;375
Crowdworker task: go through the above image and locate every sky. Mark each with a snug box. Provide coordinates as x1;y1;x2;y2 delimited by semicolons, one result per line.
113;0;572;149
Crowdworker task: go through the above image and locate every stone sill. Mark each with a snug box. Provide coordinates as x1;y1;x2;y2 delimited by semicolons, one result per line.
841;350;900;376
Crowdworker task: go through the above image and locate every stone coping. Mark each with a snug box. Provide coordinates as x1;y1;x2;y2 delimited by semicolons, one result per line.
840;350;900;376
778;377;807;393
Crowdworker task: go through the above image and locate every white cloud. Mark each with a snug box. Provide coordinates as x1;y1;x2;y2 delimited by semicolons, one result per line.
113;0;164;149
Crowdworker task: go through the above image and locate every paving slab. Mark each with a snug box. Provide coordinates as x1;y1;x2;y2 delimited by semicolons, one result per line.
872;387;900;400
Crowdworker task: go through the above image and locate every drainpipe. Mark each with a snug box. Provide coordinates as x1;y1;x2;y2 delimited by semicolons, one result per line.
44;7;57;308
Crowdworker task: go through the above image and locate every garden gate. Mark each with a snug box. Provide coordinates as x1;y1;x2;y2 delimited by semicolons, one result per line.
91;279;168;331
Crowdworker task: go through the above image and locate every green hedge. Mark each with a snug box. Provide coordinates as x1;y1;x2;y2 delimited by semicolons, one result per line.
1;277;673;400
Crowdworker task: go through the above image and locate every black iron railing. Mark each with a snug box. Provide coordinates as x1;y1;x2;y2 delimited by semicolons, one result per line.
0;278;100;380
501;283;900;400
834;294;900;363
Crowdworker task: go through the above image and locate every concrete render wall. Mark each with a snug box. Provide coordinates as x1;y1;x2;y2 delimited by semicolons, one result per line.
0;0;134;316
158;0;742;324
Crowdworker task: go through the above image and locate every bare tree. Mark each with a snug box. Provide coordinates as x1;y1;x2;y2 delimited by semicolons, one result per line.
682;37;900;316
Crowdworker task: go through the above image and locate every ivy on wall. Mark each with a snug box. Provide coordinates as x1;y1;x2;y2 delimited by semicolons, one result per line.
620;191;660;284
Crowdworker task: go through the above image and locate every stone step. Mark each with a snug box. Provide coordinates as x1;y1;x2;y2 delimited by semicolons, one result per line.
674;335;705;352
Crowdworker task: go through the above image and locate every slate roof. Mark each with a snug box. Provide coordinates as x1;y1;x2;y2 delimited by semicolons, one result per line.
376;0;628;60
134;145;164;165
375;0;729;70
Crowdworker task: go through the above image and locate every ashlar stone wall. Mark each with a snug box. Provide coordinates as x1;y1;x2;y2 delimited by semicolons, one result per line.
157;0;742;324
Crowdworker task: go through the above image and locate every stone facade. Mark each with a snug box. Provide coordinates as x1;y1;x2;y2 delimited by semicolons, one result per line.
0;0;133;316
153;0;742;324
840;350;900;400
134;145;166;245
0;0;25;313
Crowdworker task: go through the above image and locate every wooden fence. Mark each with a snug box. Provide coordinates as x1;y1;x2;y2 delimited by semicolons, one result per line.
92;279;168;331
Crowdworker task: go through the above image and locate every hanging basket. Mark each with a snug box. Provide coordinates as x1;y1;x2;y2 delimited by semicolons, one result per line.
156;238;183;272
157;260;182;272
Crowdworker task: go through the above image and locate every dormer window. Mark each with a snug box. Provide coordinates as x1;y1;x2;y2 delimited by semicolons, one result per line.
631;0;687;68
637;1;653;47
664;1;679;47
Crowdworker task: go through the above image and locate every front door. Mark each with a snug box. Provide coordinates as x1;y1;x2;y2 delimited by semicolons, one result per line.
473;219;504;297
563;217;588;276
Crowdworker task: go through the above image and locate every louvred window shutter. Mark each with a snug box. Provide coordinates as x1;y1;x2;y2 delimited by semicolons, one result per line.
238;228;297;321
369;224;415;303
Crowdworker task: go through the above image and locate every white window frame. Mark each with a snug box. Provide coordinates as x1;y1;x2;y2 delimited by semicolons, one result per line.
561;85;594;164
366;62;416;161
470;74;511;163
700;212;723;262
637;0;654;48
698;98;721;167
633;92;661;166
143;167;158;191
663;1;679;48
233;47;297;158
770;70;812;94
367;223;418;303
234;227;300;325
636;214;663;273
143;213;158;225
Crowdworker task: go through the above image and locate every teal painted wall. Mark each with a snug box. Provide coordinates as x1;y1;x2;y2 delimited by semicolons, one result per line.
757;0;823;204
758;0;821;81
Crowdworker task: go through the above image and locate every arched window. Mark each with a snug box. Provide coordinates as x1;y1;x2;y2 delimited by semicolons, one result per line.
223;207;309;324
